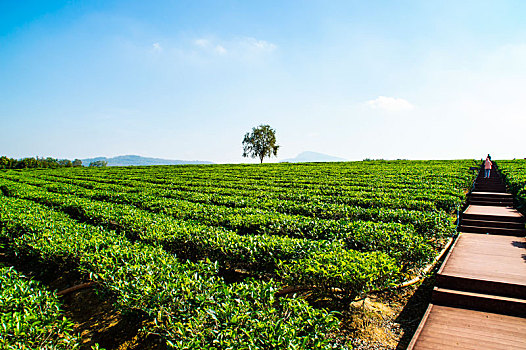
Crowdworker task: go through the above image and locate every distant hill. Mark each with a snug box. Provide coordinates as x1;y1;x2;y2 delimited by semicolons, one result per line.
280;151;347;163
81;155;213;167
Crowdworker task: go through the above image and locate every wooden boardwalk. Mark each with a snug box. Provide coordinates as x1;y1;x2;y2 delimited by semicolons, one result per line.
408;305;526;349
464;204;523;218
408;165;526;349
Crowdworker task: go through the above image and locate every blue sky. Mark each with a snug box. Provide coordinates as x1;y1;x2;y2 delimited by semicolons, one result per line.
1;1;526;163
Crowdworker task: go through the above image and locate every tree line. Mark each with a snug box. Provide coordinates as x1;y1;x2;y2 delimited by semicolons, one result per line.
0;156;84;169
0;156;110;169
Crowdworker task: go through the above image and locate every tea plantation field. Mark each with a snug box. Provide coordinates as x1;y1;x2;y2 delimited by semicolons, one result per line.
0;160;478;349
497;159;526;214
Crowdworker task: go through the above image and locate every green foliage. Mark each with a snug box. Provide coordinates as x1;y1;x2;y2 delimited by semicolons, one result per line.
0;266;80;349
279;250;399;301
0;160;477;347
89;160;107;167
242;124;280;163
0;156;17;169
495;159;526;214
0;156;76;170
0;179;402;290
0;196;338;349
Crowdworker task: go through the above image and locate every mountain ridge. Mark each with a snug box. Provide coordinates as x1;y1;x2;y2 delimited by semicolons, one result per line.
81;155;213;166
280;151;347;163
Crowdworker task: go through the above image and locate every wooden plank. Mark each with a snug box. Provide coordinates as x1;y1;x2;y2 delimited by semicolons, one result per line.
409;305;526;350
432;287;526;317
464;205;523;219
471;191;512;197
437;233;526;297
406;304;434;350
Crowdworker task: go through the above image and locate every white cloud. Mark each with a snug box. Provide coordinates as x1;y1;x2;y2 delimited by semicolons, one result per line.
240;37;277;53
215;45;227;55
194;38;210;48
366;96;415;112
193;36;276;57
194;38;227;55
152;42;162;52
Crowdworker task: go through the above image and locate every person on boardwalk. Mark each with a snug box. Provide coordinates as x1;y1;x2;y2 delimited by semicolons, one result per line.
484;156;492;178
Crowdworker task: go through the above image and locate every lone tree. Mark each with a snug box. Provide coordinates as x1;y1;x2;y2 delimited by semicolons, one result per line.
242;124;280;163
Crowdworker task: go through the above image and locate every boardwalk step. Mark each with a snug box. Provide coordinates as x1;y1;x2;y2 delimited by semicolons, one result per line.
407;304;526;350
473;189;508;193
469;198;513;204
432;287;526;317
469;200;513;207
474;186;506;189
459;225;526;236
475;182;505;186
436;273;526;300
469;199;513;205
474;183;506;187
474;186;507;190
470;193;512;199
460;218;525;229
470;191;512;198
474;182;505;185
462;212;525;223
436;232;526;299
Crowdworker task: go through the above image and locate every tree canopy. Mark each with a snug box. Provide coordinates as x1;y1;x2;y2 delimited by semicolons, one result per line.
242;125;279;163
89;160;108;167
0;156;82;169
